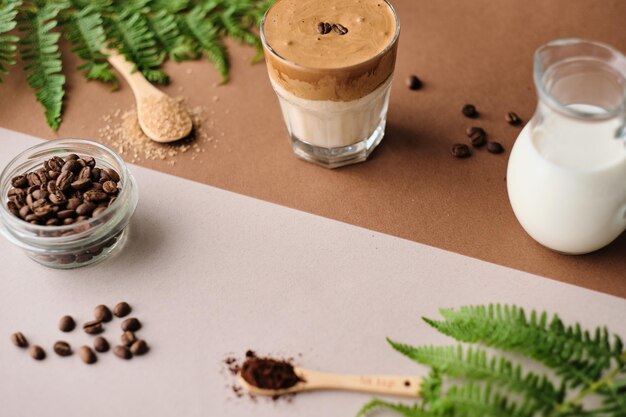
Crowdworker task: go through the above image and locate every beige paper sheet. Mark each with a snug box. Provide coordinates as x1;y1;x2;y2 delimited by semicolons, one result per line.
0;129;624;417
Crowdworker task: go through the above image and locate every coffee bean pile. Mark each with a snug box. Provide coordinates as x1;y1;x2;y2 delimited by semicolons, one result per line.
6;154;121;227
10;301;150;365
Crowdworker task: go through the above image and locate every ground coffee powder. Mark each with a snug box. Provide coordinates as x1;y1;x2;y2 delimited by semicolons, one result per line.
240;353;303;390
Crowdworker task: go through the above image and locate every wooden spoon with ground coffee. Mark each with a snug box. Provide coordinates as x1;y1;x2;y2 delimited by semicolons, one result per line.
238;355;422;398
105;50;193;143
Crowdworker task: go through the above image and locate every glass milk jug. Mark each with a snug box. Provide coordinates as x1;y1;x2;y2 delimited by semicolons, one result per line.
507;39;626;254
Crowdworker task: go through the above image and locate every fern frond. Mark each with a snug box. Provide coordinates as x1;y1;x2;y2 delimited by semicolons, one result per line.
388;340;563;411
63;7;117;86
106;11;168;84
430;383;537;417
151;0;190;14
220;6;262;63
147;10;196;62
0;0;20;82
183;4;229;82
357;399;429;417
19;2;66;130
424;304;623;388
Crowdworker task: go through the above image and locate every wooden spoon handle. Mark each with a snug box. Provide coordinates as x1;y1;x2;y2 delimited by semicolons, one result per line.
103;49;160;97
300;369;421;398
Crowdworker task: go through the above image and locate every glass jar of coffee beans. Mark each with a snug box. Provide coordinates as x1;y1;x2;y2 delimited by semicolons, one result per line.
0;139;138;269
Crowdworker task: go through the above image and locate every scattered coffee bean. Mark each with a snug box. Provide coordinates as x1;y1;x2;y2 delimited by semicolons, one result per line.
79;346;97;364
94;304;113;322
121;318;141;332
130;340;148;356
452;143;472;158
505;111;522;125
83;319;104;335
121;331;137;347
114;301;131;318
53;341;72;357
113;345;132;360
59;315;76;332
462;104;479;118
94;336;110;353
11;332;28;348
466;127;487;147
406;75;423;91
29;345;46;360
332;23;349;35
487;141;505;154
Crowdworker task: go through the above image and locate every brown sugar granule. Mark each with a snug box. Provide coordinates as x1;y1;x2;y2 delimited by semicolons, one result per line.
240;354;303;390
139;95;192;140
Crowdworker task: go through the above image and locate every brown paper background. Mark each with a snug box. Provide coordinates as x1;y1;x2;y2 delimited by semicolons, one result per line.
1;0;625;297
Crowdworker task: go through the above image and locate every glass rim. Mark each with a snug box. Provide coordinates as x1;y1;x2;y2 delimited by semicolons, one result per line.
533;38;626;121
260;0;401;72
0;138;134;241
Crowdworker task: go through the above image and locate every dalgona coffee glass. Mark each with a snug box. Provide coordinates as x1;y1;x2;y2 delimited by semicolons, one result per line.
261;0;400;168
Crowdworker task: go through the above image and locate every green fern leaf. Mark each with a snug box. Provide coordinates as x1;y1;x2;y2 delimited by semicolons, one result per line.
19;2;66;130
429;383;536;417
220;7;262;63
147;10;196;62
387;340;563;412
183;4;229;82
357;399;430;417
151;0;190;14
423;304;623;388
63;7;117;86
106;11;169;84
0;0;21;82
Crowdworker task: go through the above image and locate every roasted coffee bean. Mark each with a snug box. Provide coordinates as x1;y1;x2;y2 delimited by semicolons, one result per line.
78;166;91;180
63;218;75;225
48;170;60;180
32;189;47;200
91;167;101;182
49;190;67;205
466;127;487;147
130;340;148;356
83;156;96;168
66;153;79;161
48;156;64;172
406;75;423;90
33;206;54;220
36;168;48;184
46;218;61;226
505;111;522;125
91;183;103;191
462;104;479;118
57;209;75;220
103;168;120;183
66;197;81;210
84;190;108;203
114;301;131;318
30;345;46;360
94;336;109;353
487;141;505;154
59;315;76;332
76;202;95;216
53;341;72;357
11;175;28;188
94;304;113;322
31;198;47;209
83;320;104;335
25;214;39;222
79;346;97;364
102;181;118;194
11;332;28;348
121;317;141;332
113;345;132;360
46;181;58;194
7;201;19;216
62;159;82;173
75;252;94;263
27;172;42;186
71;178;92;191
75;215;89;223
121;331;137;347
92;206;107;217
56;171;74;191
332;23;349;35
18;205;31;219
316;22;327;34
452;143;472;158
